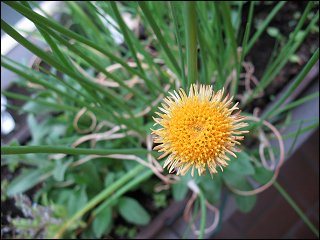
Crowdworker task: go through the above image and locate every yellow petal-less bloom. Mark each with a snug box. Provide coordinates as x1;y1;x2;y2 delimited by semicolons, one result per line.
151;84;249;176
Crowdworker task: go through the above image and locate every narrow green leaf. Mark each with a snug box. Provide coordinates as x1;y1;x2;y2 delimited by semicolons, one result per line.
211;3;226;90
220;2;239;95
42;27;147;107
273;92;319;116
93;169;153;216
139;2;181;76
21;1;73;68
262;48;319;120
245;4;318;105
287;121;304;156
2;91;79;112
1;19;104;109
67;2;105;45
246;1;286;54
3;1;156;92
110;2;144;75
169;2;186;87
2;19;145;132
184;1;198;86
282;122;319;139
1;57;83;107
237;1;255;95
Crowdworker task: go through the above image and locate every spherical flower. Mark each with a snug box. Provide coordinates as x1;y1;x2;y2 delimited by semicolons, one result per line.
151;84;249;176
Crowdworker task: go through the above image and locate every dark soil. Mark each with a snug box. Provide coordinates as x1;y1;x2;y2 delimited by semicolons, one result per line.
241;1;319;112
1;167;23;238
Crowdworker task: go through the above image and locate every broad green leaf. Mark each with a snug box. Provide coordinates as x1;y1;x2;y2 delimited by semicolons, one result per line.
200;174;222;204
54;189;74;205
172;172;193;201
222;172;247;189
234;194;257;213
252;166;274;185
92;206;112;238
53;159;73;182
7;167;52;196
70;161;103;196
172;181;189;201
68;187;88;216
223;172;257;213
225;151;255;176
118;197;150;225
104;172;115;187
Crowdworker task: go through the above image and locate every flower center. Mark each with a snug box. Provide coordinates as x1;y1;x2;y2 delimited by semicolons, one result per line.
193;124;204;133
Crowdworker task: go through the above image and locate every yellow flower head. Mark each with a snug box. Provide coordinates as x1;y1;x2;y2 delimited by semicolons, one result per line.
151;84;248;176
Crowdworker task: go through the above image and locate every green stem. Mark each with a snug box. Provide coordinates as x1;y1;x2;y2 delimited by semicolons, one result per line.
54;164;145;238
93;168;153;215
198;189;206;239
1;146;148;156
274;181;319;238
185;1;198;86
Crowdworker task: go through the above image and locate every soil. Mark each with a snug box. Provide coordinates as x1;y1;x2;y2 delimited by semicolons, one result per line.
241;1;319;112
1;1;319;239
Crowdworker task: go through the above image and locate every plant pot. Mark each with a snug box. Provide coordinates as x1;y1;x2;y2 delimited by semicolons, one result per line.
1;2;318;239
